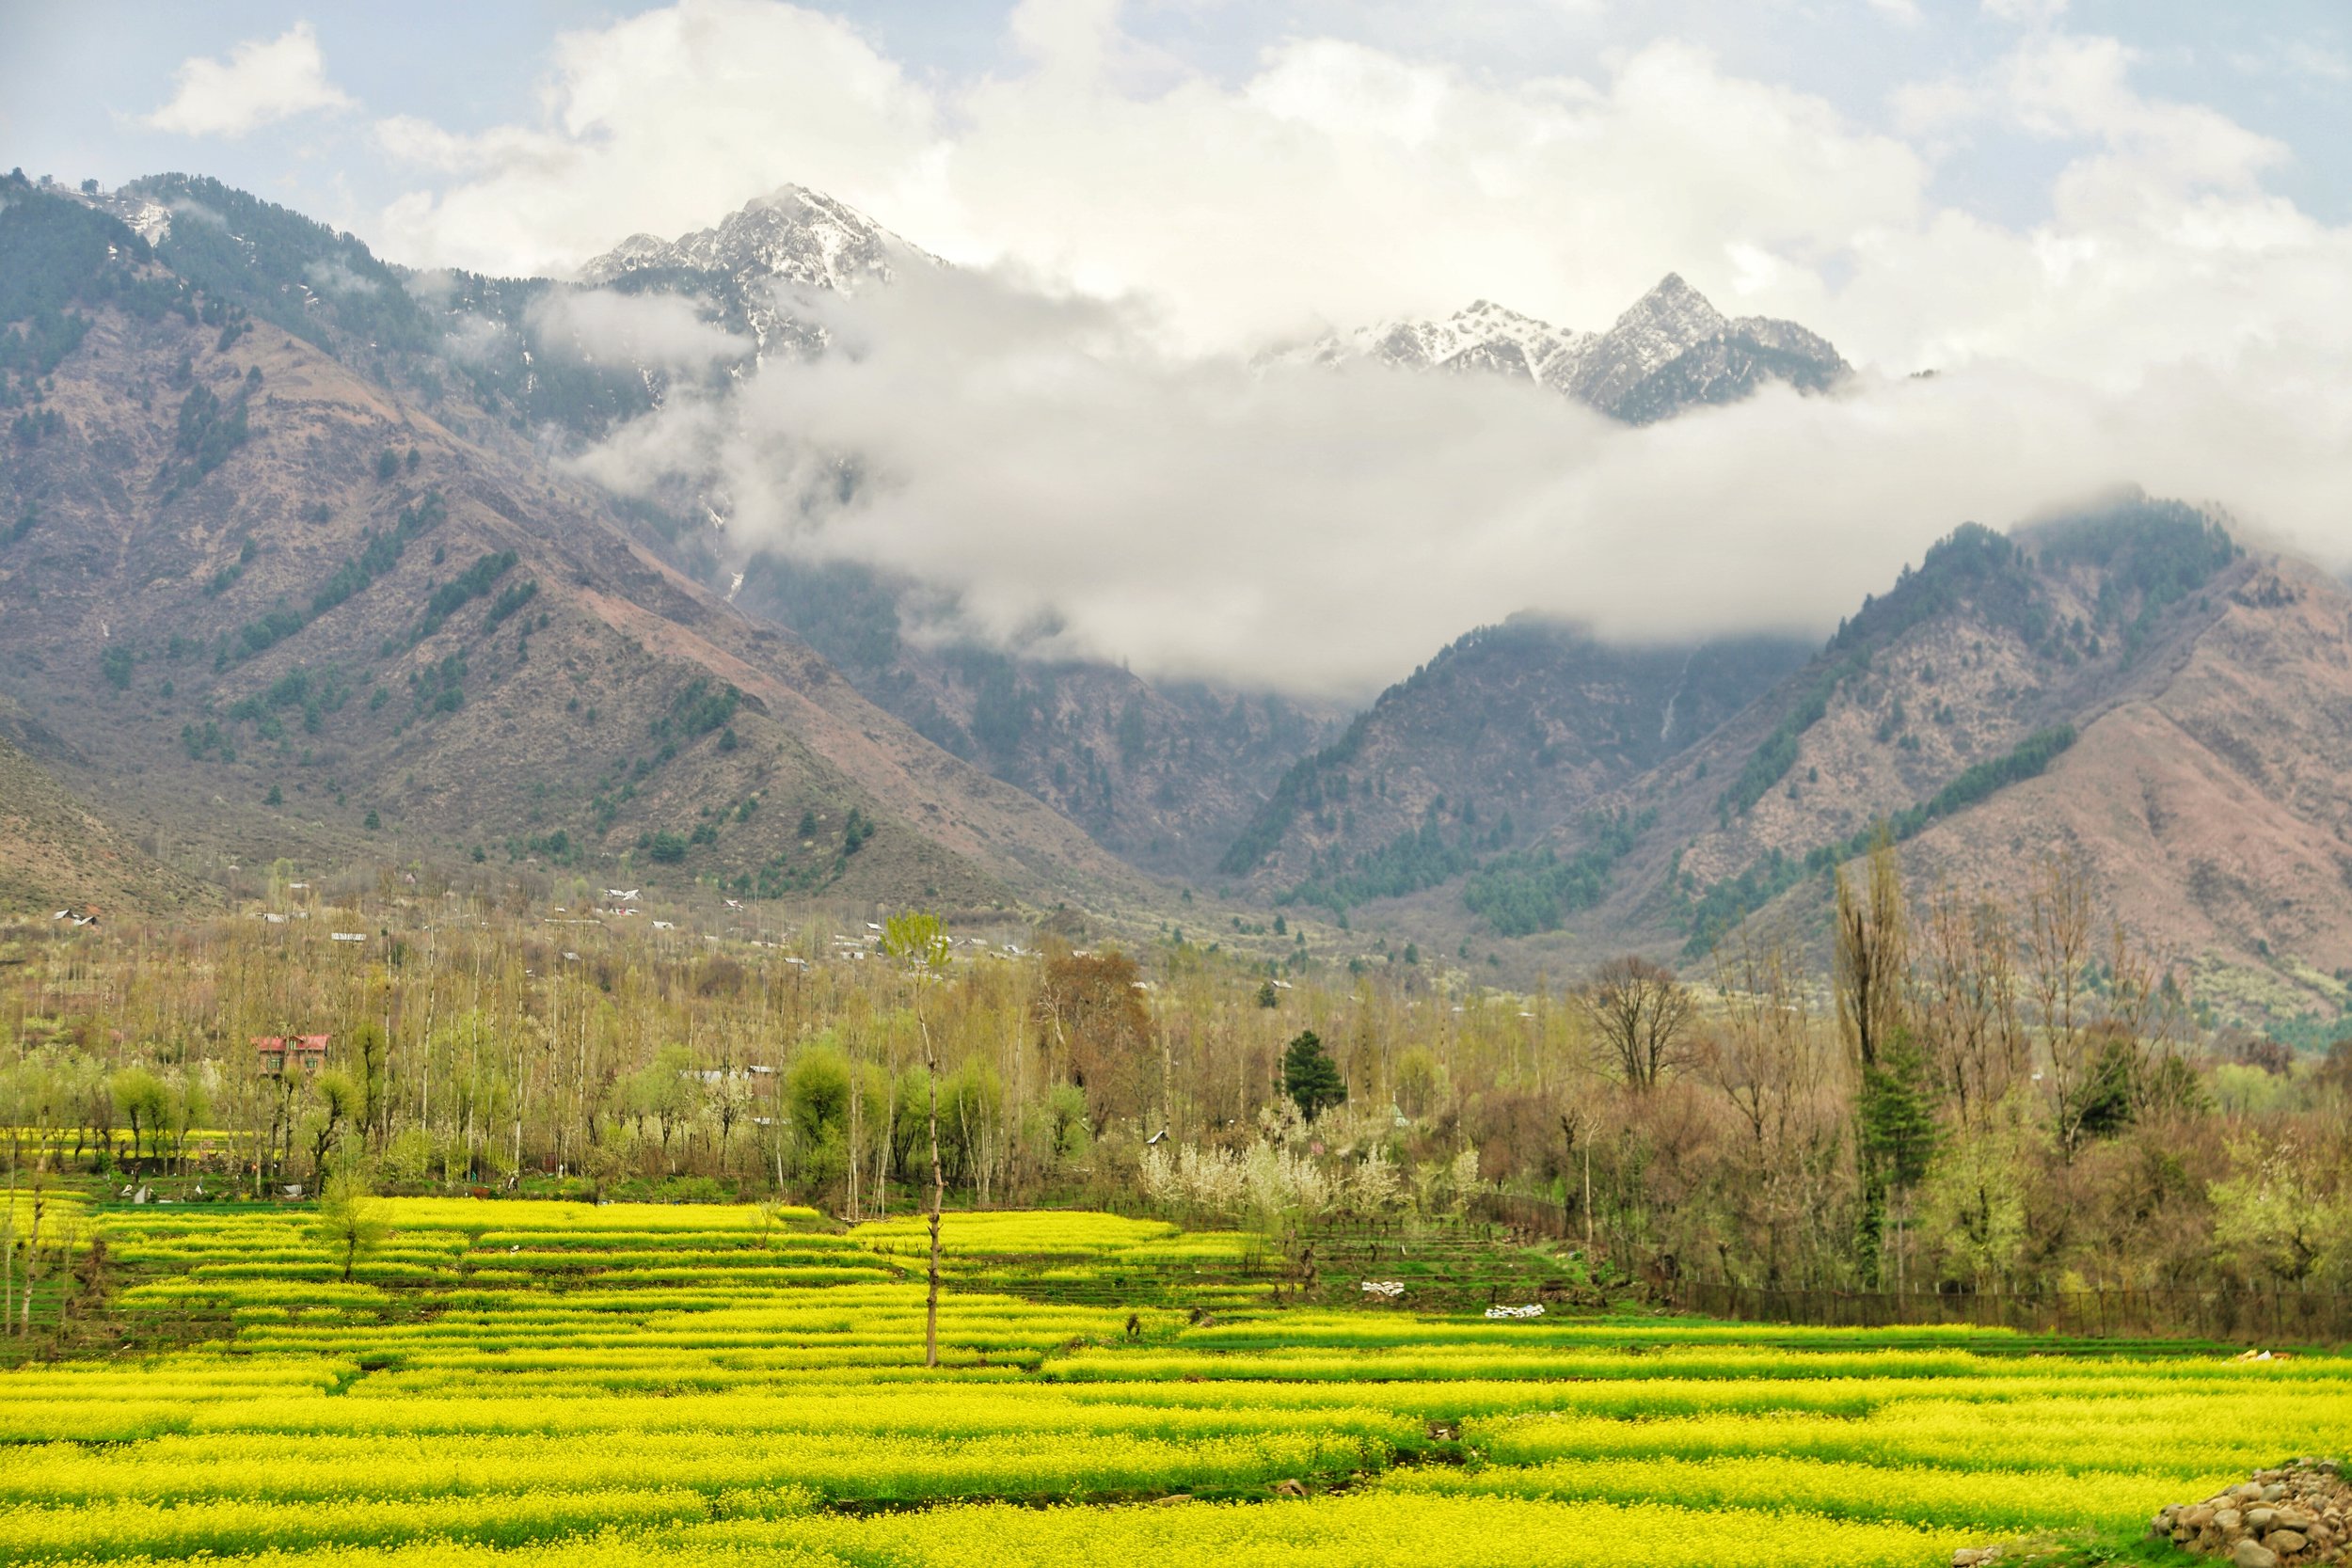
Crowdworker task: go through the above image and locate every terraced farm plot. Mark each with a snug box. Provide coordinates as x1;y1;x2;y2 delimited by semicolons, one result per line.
2;1196;2343;1567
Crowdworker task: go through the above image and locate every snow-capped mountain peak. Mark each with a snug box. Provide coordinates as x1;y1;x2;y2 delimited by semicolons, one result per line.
578;185;934;360
1565;272;1736;413
1611;272;1727;341
580;184;923;293
1357;299;1597;389
1262;298;1594;390
579;232;675;281
1313;274;1847;425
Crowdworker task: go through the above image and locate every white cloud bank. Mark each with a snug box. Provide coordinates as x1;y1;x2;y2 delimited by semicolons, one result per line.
570;265;2352;698
142;23;354;138
375;1;939;288
364;0;2352;694
528;290;752;371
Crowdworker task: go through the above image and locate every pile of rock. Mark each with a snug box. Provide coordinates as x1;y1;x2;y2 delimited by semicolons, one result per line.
2153;1461;2347;1568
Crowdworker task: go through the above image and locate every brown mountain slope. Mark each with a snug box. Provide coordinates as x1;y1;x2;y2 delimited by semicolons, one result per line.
0;699;207;916
1303;499;2352;1024
1444;505;2352;1017
731;550;1342;879
0;191;1152;913
1216;620;1808;903
855;648;1337;879
1890;554;2352;1003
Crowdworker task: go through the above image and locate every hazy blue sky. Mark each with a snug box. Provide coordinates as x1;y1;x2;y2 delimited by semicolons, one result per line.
7;2;2346;254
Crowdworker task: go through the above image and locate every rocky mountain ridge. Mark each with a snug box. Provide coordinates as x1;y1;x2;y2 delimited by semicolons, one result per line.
1272;495;2352;1018
578;184;924;360
0;173;1148;916
1217;623;1810;902
18;169;2352;1029
1304;272;1851;422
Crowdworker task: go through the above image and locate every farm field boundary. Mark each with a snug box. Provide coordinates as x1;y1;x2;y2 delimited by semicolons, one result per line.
3;1195;2347;1568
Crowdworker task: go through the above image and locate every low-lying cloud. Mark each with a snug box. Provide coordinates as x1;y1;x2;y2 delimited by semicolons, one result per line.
570;264;2352;700
360;1;2352;695
528;290;752;371
304;258;381;299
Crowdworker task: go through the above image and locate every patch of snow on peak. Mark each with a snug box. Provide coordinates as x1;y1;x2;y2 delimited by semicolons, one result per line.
1324;299;1597;394
1563;274;1733;411
1301;274;1848;425
580;184;928;295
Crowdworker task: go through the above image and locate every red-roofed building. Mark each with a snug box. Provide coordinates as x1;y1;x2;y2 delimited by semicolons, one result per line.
253;1035;329;1074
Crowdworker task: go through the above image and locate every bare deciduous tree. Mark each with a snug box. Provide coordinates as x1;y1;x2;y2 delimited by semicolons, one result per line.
2026;851;2097;1158
1706;928;1824;1149
1916;884;2026;1130
1834;832;1908;1075
2101;921;2191;1119
1704;927;1843;1288
1581;956;1693;1090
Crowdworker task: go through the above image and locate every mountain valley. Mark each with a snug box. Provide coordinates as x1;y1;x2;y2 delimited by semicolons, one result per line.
7;168;2352;1031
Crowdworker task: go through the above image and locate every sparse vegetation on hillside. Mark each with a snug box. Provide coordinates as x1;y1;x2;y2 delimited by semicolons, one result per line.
415;548;516;640
167;373;254;486
1716;657;1858;822
311;491;447;618
0;715;210;915
661;676;742;740
1681;725;2078;955
0;177;190;399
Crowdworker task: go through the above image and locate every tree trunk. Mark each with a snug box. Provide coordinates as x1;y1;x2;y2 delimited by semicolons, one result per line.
4;1135;16;1336
20;1185;42;1338
1582;1142;1594;1253
925;1035;946;1370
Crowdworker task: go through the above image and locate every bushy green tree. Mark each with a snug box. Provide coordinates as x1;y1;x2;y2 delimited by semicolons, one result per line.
305;1070;360;1185
110;1068;167;1168
309;1172;389;1283
623;1042;701;1171
1283;1031;1344;1120
785;1049;852;1192
1917;1112;2036;1291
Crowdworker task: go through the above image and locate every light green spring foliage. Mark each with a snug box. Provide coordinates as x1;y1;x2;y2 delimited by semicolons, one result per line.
1;1197;2344;1566
879;911;950;975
